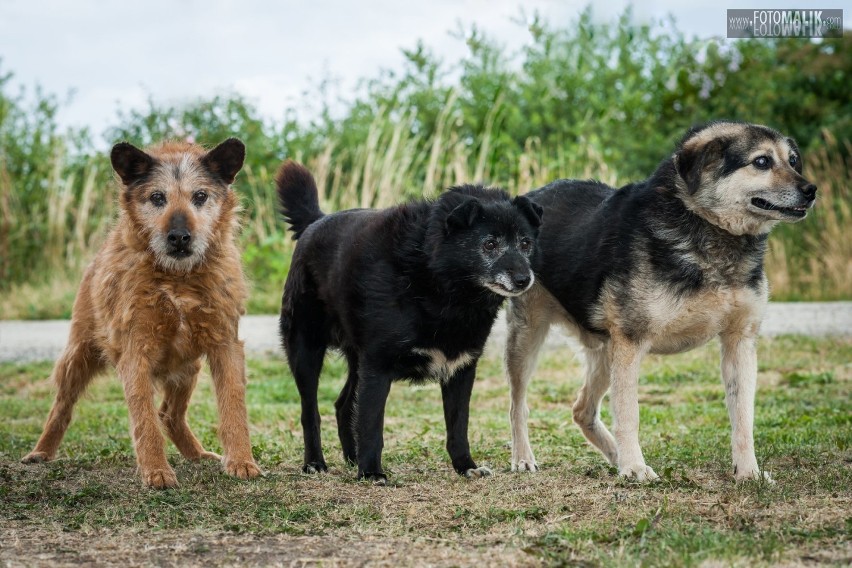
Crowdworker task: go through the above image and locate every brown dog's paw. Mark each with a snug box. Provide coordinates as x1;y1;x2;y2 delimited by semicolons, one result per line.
21;451;52;464
223;459;261;480
196;450;223;462
143;468;179;489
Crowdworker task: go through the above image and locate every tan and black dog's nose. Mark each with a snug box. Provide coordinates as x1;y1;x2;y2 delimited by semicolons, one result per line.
799;182;817;200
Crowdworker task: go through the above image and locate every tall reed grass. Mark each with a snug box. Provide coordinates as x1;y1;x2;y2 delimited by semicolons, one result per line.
0;101;848;319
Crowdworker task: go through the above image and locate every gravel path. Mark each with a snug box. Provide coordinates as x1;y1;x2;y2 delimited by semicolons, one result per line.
1;302;849;363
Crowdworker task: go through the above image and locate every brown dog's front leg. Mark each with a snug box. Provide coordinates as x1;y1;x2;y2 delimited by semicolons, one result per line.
207;340;261;480
117;354;176;489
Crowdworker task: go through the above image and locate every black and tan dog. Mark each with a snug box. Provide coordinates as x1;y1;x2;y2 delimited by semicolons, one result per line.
505;121;816;482
277;161;542;484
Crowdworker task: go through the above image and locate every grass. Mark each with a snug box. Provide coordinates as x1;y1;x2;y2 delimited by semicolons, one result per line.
1;335;850;566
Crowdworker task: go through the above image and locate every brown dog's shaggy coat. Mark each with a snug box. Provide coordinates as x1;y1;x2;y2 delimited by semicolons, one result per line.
22;138;261;488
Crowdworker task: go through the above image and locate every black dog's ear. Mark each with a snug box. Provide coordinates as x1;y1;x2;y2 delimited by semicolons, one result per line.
674;138;726;195
110;142;155;187
512;195;543;228
446;196;482;231
203;138;246;185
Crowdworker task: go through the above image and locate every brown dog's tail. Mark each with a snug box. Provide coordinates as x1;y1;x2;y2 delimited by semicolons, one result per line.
276;160;324;240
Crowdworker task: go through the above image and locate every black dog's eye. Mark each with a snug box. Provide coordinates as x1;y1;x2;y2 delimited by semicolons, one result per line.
483;238;498;252
192;191;208;207
149;192;166;207
789;154;798;168
519;238;533;253
753;156;772;170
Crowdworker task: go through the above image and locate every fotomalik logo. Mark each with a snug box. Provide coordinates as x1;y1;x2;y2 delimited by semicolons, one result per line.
727;9;843;38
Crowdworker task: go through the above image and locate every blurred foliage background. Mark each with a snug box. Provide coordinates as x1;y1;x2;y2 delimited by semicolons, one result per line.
1;8;849;317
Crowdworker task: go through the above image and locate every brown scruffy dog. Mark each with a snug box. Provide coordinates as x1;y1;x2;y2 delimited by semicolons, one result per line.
21;138;261;488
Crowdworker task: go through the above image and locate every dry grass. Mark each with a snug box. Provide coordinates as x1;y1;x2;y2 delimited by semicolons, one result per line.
1;335;850;566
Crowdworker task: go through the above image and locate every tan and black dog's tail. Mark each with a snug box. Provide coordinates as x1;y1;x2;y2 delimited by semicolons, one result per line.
276;160;325;240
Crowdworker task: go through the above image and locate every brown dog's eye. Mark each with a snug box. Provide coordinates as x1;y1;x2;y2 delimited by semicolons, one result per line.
789;154;798;168
483;238;498;252
753;156;771;170
149;192;166;207
192;191;208;207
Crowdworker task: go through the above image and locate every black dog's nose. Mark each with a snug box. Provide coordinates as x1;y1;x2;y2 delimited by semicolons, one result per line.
511;272;531;289
167;228;191;246
799;183;817;200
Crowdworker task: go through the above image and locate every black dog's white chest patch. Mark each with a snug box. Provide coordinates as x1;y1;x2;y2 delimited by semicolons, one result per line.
411;348;476;382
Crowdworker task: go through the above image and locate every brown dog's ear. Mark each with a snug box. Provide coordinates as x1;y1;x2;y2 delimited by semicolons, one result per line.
446;196;482;232
512;195;543;228
110;142;155;187
674;138;726;195
203;138;246;185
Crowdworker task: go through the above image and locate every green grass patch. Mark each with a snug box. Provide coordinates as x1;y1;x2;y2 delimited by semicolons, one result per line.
1;335;850;566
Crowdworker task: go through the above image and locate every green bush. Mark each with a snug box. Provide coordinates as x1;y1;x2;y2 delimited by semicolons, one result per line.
1;8;849;317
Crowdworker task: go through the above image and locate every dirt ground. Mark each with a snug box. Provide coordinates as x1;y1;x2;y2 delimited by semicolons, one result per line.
1;524;536;567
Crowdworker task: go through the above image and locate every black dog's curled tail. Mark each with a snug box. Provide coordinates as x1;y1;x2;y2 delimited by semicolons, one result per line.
276;160;324;240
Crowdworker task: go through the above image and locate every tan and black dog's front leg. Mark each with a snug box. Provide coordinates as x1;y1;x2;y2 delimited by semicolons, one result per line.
117;353;176;489
720;330;772;482
608;332;657;481
207;340;261;480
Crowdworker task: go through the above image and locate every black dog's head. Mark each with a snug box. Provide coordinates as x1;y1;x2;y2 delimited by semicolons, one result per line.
426;185;542;297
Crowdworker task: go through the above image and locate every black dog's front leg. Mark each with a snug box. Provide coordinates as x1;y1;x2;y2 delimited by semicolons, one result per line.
355;364;392;484
442;364;491;478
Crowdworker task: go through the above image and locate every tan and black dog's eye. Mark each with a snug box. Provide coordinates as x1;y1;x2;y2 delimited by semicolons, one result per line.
519;238;533;254
789;154;798;168
192;191;208;207
483;238;498;252
752;156;772;170
149;192;166;207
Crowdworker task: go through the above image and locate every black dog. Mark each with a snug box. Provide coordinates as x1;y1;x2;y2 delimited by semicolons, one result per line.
277;161;542;483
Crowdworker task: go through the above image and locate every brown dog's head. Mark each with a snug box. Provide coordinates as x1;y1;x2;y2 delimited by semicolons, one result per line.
672;121;816;235
110;138;245;272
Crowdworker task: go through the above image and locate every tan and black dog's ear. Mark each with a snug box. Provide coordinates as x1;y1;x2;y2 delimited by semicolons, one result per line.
446;195;483;231
512;195;543;228
203;138;246;185
674;138;726;194
110;142;155;187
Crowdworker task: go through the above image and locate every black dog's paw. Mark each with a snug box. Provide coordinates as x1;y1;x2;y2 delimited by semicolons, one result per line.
302;461;328;474
464;466;493;479
358;471;388;486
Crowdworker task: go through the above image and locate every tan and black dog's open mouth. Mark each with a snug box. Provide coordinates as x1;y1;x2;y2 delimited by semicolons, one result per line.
751;197;808;218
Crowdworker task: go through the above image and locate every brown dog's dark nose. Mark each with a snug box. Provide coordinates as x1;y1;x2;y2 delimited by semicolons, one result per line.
167;228;191;246
799;182;817;200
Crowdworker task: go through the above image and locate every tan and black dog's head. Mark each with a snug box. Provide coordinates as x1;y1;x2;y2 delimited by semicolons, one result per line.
672;121;816;235
110;138;245;272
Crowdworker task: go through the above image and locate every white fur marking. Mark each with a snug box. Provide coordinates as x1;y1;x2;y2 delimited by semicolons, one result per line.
411;348;476;382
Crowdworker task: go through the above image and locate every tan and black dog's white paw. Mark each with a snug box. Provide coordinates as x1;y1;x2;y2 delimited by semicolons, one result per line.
464;466;493;479
735;466;774;484
618;463;659;482
512;459;538;473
